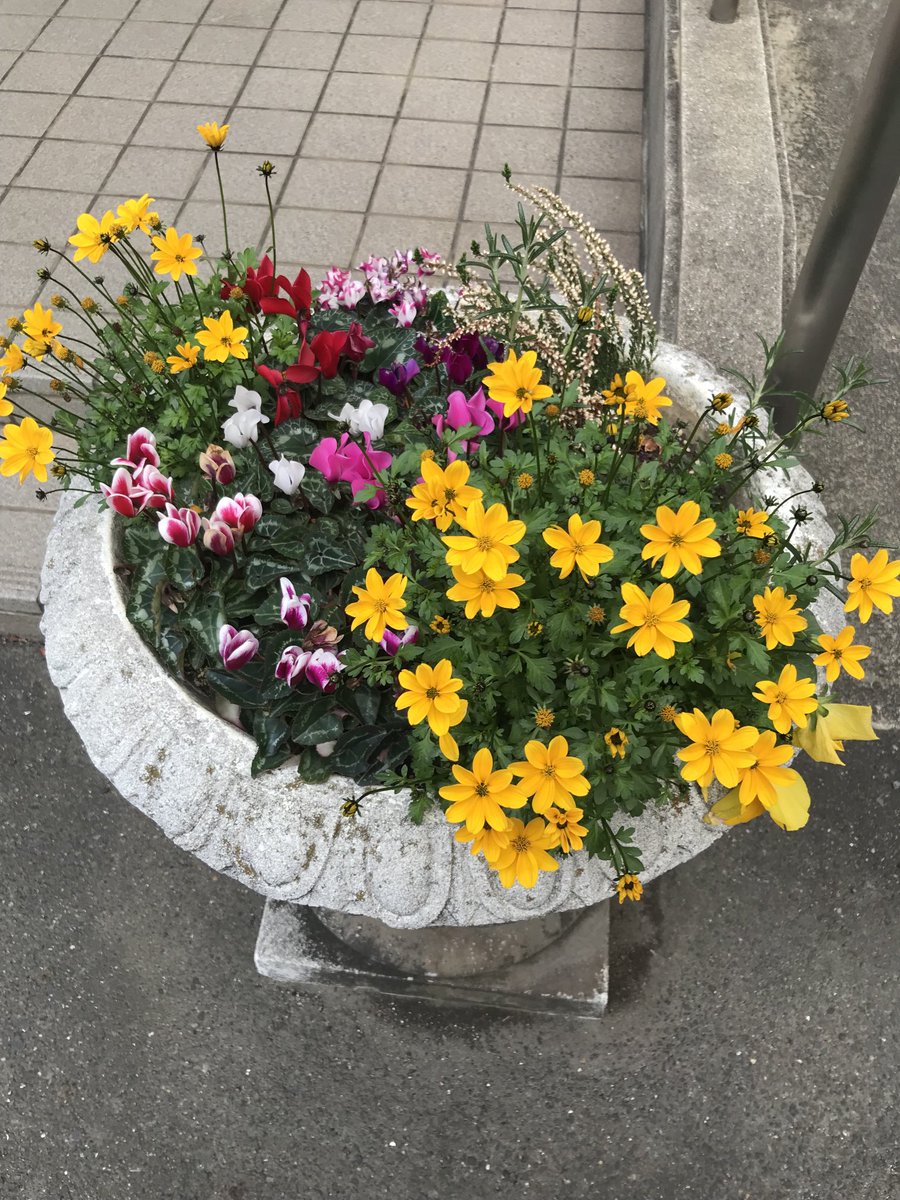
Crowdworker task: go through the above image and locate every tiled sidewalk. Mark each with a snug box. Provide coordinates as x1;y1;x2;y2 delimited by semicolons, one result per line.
0;0;644;630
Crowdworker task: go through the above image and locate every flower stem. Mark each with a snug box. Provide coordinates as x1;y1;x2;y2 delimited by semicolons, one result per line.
213;150;231;259
263;172;277;276
526;409;545;499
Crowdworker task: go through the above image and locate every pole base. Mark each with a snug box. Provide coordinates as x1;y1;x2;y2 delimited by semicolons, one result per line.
254;900;610;1019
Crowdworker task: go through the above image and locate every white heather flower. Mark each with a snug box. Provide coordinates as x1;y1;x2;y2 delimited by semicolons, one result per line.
229;384;263;413
222;407;269;448
269;455;306;495
334;398;390;440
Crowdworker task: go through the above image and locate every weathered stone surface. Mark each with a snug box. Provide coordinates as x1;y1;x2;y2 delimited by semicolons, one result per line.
39;343;837;928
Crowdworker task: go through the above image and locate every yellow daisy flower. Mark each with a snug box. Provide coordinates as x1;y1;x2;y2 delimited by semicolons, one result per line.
510;735;590;813
735;507;774;539
752;664;818;734
405;456;482;531
601;373;627;405
21;301;61;346
604;727;628;758
813;625;871;683
545;806;588;854
616;874;643;903
0;343;24;374
0;416;55;484
68;209;118;264
453;823;510;864
0;380;13;417
734;729;801;809
674;708;758;789
197;120;230;149
612;581;692;659
442;500;525;581
395;658;465;740
482;348;553;419
622;370;672;425
166;341;200;374
446;566;524;619
639;500;720;577
844;549;900;624
439;748;527;833
116;194;159;235
150;227;203;281
195;309;249;363
492;817;559;889
345;568;408;643
542;513;614;582
752;585;807;649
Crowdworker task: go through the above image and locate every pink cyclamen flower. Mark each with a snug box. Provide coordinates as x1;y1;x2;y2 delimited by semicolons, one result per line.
157;503;200;547
213;492;262;534
134;463;174;510
379;625;419;656
275;645;311;687
317;267;366;311
304;648;345;693
280;577;312;630
199;444;236;485
433;386;495;455
486;393;526;430
309;433;353;483
389;292;417;327
342;434;392;509
218;624;259;671
111;427;159;470
100;467;145;517
202;517;235;556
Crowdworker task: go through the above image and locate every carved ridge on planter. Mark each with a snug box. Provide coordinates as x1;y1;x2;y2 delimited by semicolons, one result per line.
39;343;839;928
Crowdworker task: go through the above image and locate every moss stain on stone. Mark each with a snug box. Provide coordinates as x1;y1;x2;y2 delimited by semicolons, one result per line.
302;844;317;870
140;764;162;784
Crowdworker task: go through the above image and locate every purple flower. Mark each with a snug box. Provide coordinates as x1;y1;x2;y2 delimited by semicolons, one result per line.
379;625;419;656
218;624;259;671
275;645;310;687
432;386;494;455
280;578;312;630
304;648;345;693
157;503;200;547
378;359;420;397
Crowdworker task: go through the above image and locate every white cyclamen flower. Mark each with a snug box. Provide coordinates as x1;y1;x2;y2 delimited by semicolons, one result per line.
269;455;306;495
221;407;270;448
336;397;390;440
229;384;263;413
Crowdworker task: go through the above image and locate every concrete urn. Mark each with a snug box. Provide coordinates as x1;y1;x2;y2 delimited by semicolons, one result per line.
39;344;841;930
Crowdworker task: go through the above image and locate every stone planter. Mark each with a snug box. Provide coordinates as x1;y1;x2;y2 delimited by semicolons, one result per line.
39;343;842;935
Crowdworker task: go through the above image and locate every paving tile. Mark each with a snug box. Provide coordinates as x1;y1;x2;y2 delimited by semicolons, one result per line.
573;48;643;88
594;229;639;267
302;112;394;162
335;36;418;77
129;102;224;150
275;208;364;269
157;61;248;107
509;0;576;7
59;0;133;15
48;96;148;144
352;1;428;37
577;12;644;50
31;17;123;56
0;244;43;313
453;219;521;263
204;0;283;27
15;139;122;193
414;39;494;80
0;50;19;80
176;200;269;257
581;0;644;10
562;129;642;179
475;125;562;175
432;0;503;5
425;4;502;43
484;82;566;129
0;136;37;186
0;507;54;612
77;55;170;101
0;189;94;248
558;175;641;232
387;118;477;169
0;15;47;50
181;25;268;66
0;0;59;12
105;20;192;60
492;44;572;85
131;0;207;21
372;164;468;220
276;0;355;34
463;169;556;221
502;9;576;47
104;145;206;200
0;51;96;95
240;66;328;112
319;72;406;117
362;213;455;261
277;158;380;214
402;76;486;123
567;86;643;132
0;91;67;137
191;153;292;202
259;31;342;71
219;107;311;156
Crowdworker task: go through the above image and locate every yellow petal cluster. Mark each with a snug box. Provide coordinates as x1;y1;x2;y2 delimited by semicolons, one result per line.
345;568;407;643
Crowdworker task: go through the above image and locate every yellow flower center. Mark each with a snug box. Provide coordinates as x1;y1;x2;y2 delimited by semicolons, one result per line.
372;598;388;614
515;387;530;401
832;648;843;659
475;535;495;552
479;579;495;594
774;690;788;704
704;739;720;756
175;254;185;263
26;446;38;461
443;487;457;502
643;612;660;628
542;765;556;779
858;578;870;590
474;782;489;798
220;336;233;347
512;835;530;852
669;533;684;546
425;686;439;700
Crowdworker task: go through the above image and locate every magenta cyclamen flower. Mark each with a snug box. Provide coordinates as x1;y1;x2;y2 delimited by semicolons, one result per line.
218;624;259;671
134;463;173;510
213;492;262;534
275;645;309;687
309;433;392;509
111;426;159;470
433;386;495;455
379;626;419;655
304;648;345;692
157;503;200;547
100;467;145;517
202;517;235;556
378;359;419;397
280;577;312;630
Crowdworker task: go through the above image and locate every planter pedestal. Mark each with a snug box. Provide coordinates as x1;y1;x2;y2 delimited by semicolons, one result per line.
255;899;610;1018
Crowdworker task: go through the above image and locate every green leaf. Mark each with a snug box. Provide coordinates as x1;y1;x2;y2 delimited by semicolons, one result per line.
251;712;292;777
408;792;432;825
245;556;291;590
302;528;359;576
300;472;335;513
294;711;343;747
206;665;269;708
329;725;390;779
182;590;225;657
297;746;334;784
165;545;204;593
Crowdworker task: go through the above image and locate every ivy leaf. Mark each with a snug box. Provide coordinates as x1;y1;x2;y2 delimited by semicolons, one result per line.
294;707;343;747
296;746;335;784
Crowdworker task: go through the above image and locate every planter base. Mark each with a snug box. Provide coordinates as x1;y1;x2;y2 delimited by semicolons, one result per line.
254;900;609;1019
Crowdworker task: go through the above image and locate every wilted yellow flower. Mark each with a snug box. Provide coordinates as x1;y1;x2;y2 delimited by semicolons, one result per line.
822;398;850;422
616;874;643;903
793;703;877;765
604;727;628;759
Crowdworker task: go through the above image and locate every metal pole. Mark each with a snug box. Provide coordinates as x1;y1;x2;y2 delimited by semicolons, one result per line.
765;0;900;433
709;0;740;22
